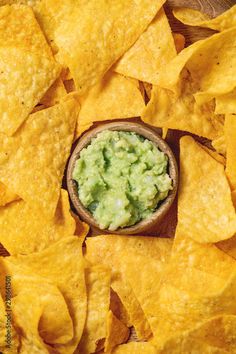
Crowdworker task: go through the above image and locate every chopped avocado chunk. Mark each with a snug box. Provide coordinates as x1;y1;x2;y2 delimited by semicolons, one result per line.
73;130;172;230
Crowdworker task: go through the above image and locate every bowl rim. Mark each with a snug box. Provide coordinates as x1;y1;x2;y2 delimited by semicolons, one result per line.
67;121;178;234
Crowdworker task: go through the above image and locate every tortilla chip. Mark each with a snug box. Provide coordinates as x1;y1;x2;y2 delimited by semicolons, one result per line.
40;77;67;107
178;136;236;243
112;342;157;354
119;249;169;333
200;145;226;165
104;311;129;353
212;134;226;156
0;4;60;136
148;224;236;348
0;96;78;219
156;27;236;105
217;234;236;260
0;189;76;255
115;8;176;84
159;315;236;353
75;71;145;139
3;236;87;354
142;73;224;140
215;89;236;114
0;182;19;206
78;265;111;354
224;114;236;190
173;6;236;31
33;0;165;93
85;236;154;340
110;289;131;328
172;33;185;53
71;211;90;239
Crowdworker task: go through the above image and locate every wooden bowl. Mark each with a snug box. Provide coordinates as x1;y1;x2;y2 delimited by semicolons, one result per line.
67;122;178;234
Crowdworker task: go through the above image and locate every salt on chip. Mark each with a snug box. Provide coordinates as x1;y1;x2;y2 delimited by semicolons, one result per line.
111;342;157;354
40;77;67;107
4;236;87;354
78;265;111;354
33;0;165;93
0;96;78;219
173;6;236;31
114;8;176;84
0;181;19;206
104;310;129;353
0;189;76;255
75;71;144;140
0;4;60;136
224;114;236;190
142;75;224;140
85;236;153;340
177;136;236;243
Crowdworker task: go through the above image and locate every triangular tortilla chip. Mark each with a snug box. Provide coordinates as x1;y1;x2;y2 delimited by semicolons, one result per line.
115;8;176;84
0;4;60;135
0;96;78;219
104;311;130;353
32;0;165;94
173;6;236;31
78;265;111;354
0;189;76;255
177;136;236;243
75;72;144;139
224;114;236;190
3;236;86;354
40;77;67;107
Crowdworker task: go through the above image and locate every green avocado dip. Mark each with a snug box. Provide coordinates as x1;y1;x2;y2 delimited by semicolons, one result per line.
73;130;172;231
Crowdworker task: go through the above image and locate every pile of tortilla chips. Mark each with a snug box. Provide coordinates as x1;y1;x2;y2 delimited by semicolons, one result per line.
0;0;236;353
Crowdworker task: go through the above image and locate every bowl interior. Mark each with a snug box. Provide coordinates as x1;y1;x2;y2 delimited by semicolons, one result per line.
67;121;178;235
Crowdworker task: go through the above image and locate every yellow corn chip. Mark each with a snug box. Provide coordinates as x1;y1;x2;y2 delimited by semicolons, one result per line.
150;225;236;348
33;0;165;93
215;89;236;114
0;4;60;136
78;265;111;354
224;114;236;190
142;75;224;140
200;145;226;165
71;211;90;239
85;236;153;340
110;289;131;328
104;311;129;353
157;27;236;104
173;6;236;31
0;182;19;206
4;237;87;354
115;8;176;84
75;72;144;140
112;342;157;354
143;82;152;100
40;77;67;107
159;315;236;353
217;234;236;260
0;189;76;255
0;96;78;219
119;249;169;333
177;136;236;243
212;134;226;156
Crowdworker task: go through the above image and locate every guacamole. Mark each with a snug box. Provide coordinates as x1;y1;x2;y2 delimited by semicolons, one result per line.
73;130;172;230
